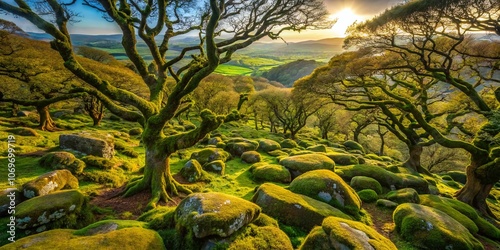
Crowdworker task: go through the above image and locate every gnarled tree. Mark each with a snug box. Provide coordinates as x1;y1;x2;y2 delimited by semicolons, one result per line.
0;0;331;208
344;0;500;215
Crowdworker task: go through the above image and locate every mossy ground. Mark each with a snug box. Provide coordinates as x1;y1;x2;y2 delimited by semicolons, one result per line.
0;110;500;248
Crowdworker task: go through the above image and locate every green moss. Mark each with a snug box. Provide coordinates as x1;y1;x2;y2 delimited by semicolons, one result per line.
365;154;384;161
223;224;293;250
343;140;365;153
22;169;79;198
15;190;93;234
252;164;291;183
280;223;308;248
128;127;143;136
447;171;467;184
82;155;117;170
5;127;39;136
386;188;420;204
74;220;147;236
357;189;378;203
252;213;279;228
258;139;281;152
190;148;231;165
289;169;361;216
180;159;209;183
138;206;176;230
175;192;261;238
252;183;351;230
420;194;500;240
350;176;383;194
281;139;299;149
82;169;127;187
121;147;139;158
393;203;483;250
1;227;166;250
324;216;397;250
306;144;327;153
336;164;402;188
39;151;86;174
279;154;335;174
325;152;359;166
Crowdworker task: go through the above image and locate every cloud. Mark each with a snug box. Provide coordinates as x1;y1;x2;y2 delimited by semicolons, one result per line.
324;0;405;16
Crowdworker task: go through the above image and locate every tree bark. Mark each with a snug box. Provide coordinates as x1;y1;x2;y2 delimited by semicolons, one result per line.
11;103;18;117
123;144;190;209
403;144;430;175
456;155;496;218
36;105;57;131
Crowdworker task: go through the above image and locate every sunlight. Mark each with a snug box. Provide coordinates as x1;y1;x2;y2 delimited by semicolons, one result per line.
330;8;361;37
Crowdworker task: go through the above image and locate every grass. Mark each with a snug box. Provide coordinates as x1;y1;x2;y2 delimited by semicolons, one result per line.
214;64;254;76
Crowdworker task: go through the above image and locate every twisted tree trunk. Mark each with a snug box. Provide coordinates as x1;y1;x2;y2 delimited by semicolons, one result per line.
36;105;57;131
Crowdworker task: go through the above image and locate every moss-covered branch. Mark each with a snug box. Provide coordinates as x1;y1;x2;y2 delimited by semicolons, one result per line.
0;92;84;107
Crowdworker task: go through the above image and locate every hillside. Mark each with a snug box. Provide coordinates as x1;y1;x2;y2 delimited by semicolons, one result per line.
260;60;324;87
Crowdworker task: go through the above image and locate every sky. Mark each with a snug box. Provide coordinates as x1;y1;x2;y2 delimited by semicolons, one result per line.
1;0;406;41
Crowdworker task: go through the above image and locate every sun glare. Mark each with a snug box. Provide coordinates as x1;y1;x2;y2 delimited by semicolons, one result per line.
330;8;361;37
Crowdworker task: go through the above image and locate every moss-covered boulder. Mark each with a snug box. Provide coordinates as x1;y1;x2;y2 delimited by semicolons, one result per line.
300;216;397;250
393;203;483;250
179;160;203;183
343;140;365;153
386;188;420;204
376;199;399;209
225;140;259;157
280;139;298;149
258;139;281;152
252;163;291;183
206;224;293;250
22;170;79;198
38;151;85;174
0;188;23;216
203;160;225;175
81;155;117;170
350;176;383;194
1;227;165;250
59;132;115;159
279;154;335;178
419;195;500;239
208;136;223;145
325;152;359;166
447;171;467;185
252;183;351;230
190;148;231;165
306;145;327;153
336;164;429;193
289;170;361;216
267;150;289;157
74;219;148;236
175;192;261;238
15;190;86;232
241;151;261;164
357;189;378;203
128;127;143;136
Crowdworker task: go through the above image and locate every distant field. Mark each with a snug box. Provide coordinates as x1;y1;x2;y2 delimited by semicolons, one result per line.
215;64;254;76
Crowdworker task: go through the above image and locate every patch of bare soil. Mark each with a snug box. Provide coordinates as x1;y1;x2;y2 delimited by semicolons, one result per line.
89;185;186;221
362;203;397;241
